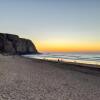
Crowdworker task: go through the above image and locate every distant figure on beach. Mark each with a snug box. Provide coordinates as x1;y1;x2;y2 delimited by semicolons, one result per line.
58;58;63;62
58;59;60;62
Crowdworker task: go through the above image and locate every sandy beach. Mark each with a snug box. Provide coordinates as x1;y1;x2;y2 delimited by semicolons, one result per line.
0;54;100;100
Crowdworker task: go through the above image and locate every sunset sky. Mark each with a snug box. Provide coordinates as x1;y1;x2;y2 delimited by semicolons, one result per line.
0;0;100;52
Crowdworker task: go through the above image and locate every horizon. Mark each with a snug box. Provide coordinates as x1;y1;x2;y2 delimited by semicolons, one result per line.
0;0;100;53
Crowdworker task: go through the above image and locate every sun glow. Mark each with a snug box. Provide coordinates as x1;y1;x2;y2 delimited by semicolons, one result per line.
33;39;100;52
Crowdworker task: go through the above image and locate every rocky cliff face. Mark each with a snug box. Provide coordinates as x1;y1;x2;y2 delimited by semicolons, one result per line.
0;33;38;55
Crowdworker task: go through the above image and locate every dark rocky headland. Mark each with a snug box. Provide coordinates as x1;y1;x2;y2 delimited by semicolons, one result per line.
0;33;38;55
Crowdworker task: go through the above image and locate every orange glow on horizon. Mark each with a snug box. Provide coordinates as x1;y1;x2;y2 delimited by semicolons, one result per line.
34;40;100;53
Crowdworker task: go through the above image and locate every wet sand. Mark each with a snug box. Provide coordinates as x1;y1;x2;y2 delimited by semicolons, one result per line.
0;54;100;100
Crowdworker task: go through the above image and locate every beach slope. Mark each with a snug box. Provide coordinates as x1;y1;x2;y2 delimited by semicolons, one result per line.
0;54;100;100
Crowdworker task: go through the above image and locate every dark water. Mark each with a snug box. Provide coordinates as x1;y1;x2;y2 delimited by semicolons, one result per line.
23;52;100;65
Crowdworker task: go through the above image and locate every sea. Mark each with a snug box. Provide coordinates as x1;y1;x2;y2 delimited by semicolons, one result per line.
23;52;100;65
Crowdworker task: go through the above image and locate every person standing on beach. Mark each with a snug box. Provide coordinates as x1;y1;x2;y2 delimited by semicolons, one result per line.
58;59;60;62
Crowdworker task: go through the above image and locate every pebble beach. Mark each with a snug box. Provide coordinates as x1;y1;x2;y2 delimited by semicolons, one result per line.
0;54;100;100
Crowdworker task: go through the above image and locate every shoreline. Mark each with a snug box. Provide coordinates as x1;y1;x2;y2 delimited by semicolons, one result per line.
22;56;100;77
23;53;100;68
22;55;100;69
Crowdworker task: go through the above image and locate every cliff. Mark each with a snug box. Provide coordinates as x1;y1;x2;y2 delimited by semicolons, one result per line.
0;33;38;55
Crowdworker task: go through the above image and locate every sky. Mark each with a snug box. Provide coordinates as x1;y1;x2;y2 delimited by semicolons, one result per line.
0;0;100;52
